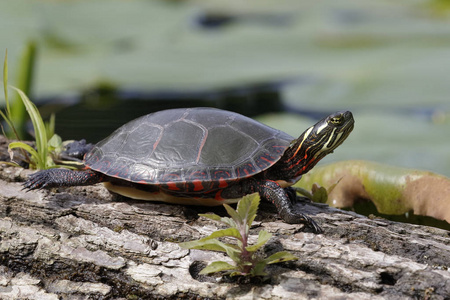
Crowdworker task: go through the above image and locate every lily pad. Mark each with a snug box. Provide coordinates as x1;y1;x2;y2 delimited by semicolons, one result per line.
296;160;450;225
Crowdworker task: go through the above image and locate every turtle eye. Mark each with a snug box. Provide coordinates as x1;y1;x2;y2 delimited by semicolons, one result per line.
329;115;343;125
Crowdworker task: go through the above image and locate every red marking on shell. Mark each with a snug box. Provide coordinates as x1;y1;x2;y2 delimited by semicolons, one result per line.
152;126;164;151
236;163;257;178
214;190;224;200
218;178;228;188
254;152;278;169
196;130;208;164
192;180;204;192
211;170;232;181
166;182;180;191
272;145;286;153
97;160;111;172
189;170;209;181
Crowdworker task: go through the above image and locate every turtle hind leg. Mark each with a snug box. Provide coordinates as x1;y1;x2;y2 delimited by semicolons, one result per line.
247;180;323;234
23;168;103;190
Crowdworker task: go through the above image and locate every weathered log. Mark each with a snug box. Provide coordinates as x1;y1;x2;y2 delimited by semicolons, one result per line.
0;164;449;300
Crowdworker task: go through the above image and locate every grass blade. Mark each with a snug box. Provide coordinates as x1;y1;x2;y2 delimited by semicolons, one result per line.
3;49;9;115
0;110;14;134
10;86;48;169
10;41;36;138
46;113;56;139
8;141;41;166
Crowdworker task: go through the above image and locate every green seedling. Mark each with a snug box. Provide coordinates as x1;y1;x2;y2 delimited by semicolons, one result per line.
1;49;65;169
179;193;298;277
6;87;61;169
295;178;342;203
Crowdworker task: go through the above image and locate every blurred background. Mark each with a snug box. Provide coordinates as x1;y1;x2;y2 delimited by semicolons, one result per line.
1;0;449;177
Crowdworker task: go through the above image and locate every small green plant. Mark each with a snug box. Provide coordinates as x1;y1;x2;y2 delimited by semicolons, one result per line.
7;87;55;169
1;49;64;170
295;178;342;203
179;193;298;277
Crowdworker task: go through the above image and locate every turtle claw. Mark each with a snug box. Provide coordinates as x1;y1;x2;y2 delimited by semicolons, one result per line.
23;170;54;191
280;210;323;233
291;213;323;234
303;215;323;234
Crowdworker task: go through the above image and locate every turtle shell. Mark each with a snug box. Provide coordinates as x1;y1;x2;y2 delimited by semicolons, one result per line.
84;107;294;185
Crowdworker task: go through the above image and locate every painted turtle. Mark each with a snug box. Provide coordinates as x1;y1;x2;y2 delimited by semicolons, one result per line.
24;107;354;233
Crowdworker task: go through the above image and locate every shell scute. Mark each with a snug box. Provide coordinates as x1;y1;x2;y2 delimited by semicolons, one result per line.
129;164;157;183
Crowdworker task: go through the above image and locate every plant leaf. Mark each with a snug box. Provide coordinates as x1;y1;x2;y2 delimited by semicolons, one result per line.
0;110;14;136
294;187;313;199
199;213;222;222
11;86;48;169
199;261;236;275
46;113;56;139
219;216;236;228
225;246;242;264
48;134;62;150
206;228;242;240
237;193;260;226
8;141;41;167
264;251;298;265
223;203;243;224
199;213;237;227
311;185;328;203
0;50;16;137
251;260;268;276
11;41;36;138
245;230;272;252
3;49;9;115
179;238;242;264
327;177;343;195
179;238;234;253
229;271;246;277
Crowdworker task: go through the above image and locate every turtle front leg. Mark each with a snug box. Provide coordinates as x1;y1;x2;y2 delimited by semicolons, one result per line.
23;169;103;190
236;179;323;233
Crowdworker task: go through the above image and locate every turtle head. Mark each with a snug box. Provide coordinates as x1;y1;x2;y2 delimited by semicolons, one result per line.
279;111;354;179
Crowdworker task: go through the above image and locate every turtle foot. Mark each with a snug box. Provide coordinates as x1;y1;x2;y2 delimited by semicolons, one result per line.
23;169;61;190
23;168;102;191
281;212;323;234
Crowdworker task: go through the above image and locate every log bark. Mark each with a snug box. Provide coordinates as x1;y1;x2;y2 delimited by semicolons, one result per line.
0;164;449;300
